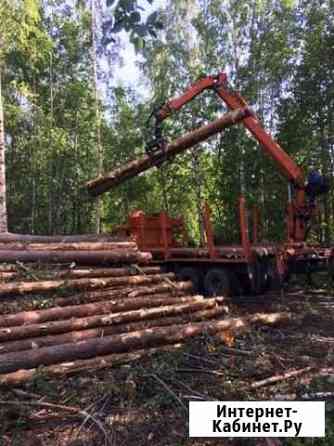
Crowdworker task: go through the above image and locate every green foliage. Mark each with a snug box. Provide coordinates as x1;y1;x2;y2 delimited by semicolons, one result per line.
2;0;334;245
103;0;163;50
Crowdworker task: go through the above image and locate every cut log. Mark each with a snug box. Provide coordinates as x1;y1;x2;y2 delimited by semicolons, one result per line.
0;265;17;272
0;312;292;374
0;304;228;354
0;233;129;243
0;272;16;280
0;281;192;312
51;281;193;307
0;242;137;251
0;345;183;385
53;265;160;278
0;273;173;298
127;282;193;298
86;108;251;196
0;250;151;265
0;297;220;341
0;293;202;327
0;266;162;282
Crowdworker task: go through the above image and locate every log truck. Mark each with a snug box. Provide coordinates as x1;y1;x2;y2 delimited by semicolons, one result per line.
86;71;331;296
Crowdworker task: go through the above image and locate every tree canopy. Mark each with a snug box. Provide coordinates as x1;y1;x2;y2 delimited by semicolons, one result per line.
0;0;333;243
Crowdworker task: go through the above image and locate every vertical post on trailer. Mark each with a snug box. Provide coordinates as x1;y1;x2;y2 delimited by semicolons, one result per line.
138;212;145;250
202;202;217;259
295;188;306;242
239;195;252;262
160;212;169;259
286;184;294;242
252;206;260;243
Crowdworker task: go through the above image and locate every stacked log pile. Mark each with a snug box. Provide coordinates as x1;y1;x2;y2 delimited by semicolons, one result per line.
0;238;151;265
0;236;291;386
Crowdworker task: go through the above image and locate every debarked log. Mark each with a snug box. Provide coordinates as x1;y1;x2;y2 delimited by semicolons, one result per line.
0;297;221;342
0;266;162;282
0;302;227;354
53;265;160;278
51;281;193;307
0;292;200;327
0;273;173;298
0;242;137;251
0;312;292;374
0;233;129;243
0;250;151;265
86;108;251;196
0;345;183;385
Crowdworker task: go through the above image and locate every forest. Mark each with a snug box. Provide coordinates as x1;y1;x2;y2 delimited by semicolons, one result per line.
0;0;333;244
0;1;334;445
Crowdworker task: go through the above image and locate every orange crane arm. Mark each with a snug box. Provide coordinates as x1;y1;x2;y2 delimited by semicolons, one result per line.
214;81;304;187
155;75;218;121
152;71;304;188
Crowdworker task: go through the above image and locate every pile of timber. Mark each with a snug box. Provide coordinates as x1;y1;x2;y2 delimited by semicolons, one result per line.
0;260;292;385
0;234;151;265
0;235;291;385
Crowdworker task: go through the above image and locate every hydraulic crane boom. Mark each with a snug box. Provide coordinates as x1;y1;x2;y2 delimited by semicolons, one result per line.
150;71;304;188
86;70;329;242
147;71;328;242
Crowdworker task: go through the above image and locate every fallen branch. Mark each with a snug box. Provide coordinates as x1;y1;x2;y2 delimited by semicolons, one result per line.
248;367;313;389
149;373;187;412
0;399;110;445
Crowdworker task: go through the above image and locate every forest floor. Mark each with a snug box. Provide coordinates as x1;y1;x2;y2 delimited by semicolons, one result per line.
1;277;334;446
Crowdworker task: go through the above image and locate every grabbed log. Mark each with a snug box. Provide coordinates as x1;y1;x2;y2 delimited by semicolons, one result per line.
86;107;251;196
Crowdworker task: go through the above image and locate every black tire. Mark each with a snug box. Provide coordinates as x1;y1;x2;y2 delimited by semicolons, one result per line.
248;260;269;295
177;267;202;293
204;268;231;297
266;260;282;290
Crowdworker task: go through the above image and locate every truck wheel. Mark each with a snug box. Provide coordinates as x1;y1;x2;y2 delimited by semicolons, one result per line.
204;268;231;297
266;260;281;290
177;267;202;293
248;260;268;295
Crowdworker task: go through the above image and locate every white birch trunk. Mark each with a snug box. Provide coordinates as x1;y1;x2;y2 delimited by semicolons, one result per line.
0;68;8;233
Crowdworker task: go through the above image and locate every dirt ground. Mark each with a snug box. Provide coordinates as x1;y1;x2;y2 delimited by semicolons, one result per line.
0;278;333;446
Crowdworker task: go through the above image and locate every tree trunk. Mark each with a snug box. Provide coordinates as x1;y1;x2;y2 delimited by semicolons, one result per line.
91;0;103;234
0;296;210;341
0;68;8;233
0;312;292;374
86;108;251;196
